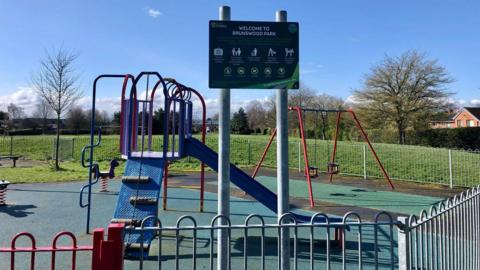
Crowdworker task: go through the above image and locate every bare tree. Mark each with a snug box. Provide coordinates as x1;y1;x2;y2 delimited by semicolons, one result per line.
7;103;25;119
32;48;82;170
66;106;88;133
245;100;267;133
33;99;54;133
353;50;453;144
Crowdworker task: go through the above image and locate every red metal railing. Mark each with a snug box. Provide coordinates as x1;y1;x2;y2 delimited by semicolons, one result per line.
0;223;125;270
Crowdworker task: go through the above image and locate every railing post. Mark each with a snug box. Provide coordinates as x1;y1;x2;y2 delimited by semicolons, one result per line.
363;144;367;180
448;149;453;188
91;228;104;270
298;141;301;172
9;136;13;156
107;223;125;270
247;140;251;165
397;216;411;270
71;138;75;160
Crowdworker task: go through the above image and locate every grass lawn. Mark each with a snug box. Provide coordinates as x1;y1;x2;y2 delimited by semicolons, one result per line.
0;160;127;183
1;134;479;186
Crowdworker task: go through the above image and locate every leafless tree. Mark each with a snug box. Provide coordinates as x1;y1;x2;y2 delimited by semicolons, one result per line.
32;48;82;170
33;99;54;133
7;103;25;119
353;50;453;144
245;100;267;133
66;106;88;133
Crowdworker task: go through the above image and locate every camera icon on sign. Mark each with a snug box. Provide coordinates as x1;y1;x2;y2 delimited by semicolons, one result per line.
213;48;223;56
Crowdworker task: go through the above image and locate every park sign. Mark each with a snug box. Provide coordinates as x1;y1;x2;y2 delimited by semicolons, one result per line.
209;20;299;89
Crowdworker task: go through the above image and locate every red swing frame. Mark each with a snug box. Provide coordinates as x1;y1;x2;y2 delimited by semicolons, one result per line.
251;107;395;208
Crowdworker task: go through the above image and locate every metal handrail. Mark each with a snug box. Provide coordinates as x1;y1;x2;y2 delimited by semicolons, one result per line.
79;128;102;208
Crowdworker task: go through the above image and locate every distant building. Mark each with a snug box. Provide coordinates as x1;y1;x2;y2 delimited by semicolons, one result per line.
430;107;480;129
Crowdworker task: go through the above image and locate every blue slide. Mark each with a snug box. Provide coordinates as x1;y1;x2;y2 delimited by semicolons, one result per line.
185;137;340;223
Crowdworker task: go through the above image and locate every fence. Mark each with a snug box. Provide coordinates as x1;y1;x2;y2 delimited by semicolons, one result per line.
127;212;399;270
0;223;124;270
1;135;479;187
127;185;480;270
397;185;480;270
1;186;478;269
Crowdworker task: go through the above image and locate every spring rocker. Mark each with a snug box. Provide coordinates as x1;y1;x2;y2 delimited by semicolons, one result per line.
92;159;120;192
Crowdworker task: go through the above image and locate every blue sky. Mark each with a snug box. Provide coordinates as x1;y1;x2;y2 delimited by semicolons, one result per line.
0;0;479;116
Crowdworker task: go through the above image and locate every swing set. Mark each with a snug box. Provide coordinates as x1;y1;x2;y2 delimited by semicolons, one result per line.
251;106;394;208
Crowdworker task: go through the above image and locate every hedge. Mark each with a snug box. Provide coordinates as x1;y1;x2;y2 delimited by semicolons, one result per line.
414;127;480;149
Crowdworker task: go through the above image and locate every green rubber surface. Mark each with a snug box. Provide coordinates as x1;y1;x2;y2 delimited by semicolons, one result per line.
255;176;443;215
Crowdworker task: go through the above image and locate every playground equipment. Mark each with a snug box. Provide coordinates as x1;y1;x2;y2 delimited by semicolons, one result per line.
81;71;343;259
0;180;10;205
93;159;119;192
251;106;316;207
252;107;395;206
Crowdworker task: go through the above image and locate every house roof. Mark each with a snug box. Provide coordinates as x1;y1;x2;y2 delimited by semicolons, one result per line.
451;107;480;122
463;107;480;121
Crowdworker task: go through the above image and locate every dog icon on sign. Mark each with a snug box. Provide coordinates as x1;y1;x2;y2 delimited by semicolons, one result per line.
285;48;294;57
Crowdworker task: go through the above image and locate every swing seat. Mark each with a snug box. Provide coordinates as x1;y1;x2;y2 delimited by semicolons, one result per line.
306;166;318;178
303;166;318;178
327;162;340;175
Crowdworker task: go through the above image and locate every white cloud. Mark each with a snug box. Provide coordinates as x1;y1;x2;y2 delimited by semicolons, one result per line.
345;95;359;104
470;99;480;106
198;96;271;118
147;8;162;18
0;87;42;115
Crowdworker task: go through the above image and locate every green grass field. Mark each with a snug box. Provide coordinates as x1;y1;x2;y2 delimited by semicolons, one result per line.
0;134;479;186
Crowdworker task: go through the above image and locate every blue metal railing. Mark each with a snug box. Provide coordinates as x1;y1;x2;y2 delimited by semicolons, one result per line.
79;128;102;208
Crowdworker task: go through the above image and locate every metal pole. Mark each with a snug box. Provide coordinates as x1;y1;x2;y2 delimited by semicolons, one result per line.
9;136;13;156
276;10;290;270
448;149;453;188
247;140;251;165
298;141;301;172
218;6;231;270
363;144;367;180
397;216;411;270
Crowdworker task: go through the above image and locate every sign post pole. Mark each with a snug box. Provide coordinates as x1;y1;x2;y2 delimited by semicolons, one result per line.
217;6;231;270
276;9;290;270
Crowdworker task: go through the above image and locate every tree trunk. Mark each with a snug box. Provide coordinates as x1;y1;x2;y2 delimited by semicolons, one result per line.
55;114;61;170
396;121;406;145
397;127;406;144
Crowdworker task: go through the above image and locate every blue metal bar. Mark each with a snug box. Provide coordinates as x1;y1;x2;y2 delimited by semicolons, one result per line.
86;74;132;234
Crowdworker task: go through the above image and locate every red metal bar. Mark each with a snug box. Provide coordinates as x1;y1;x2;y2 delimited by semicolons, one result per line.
91;228;104;270
161;79;208;212
291;106;315;207
347;110;395;189
106;223;124;270
0;226;124;270
10;232;36;270
51;232;78;270
251;128;277;179
163;161;169;210
188;87;207;212
329;112;342;182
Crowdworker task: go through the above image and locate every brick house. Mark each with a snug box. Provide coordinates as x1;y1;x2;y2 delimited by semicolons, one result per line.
430;107;480;129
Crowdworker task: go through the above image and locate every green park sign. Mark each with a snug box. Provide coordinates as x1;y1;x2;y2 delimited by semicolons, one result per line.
209;20;299;89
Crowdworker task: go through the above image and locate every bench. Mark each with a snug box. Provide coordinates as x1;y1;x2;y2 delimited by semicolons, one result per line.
0;156;22;167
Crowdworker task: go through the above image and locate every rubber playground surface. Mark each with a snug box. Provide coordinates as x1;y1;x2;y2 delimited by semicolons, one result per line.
0;173;449;269
254;176;443;215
